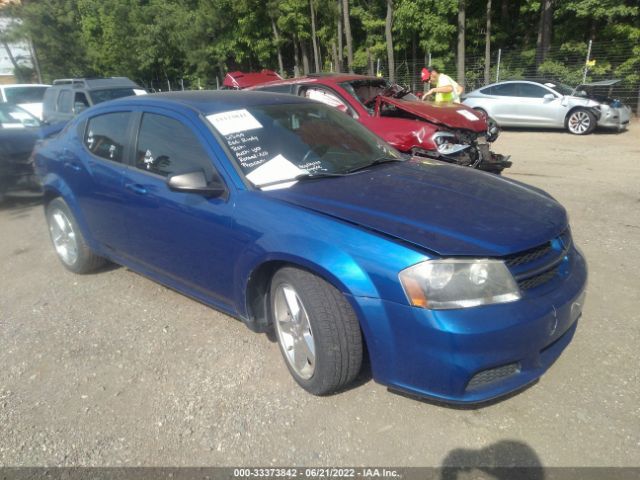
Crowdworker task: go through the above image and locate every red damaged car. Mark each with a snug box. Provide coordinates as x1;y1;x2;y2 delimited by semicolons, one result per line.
249;74;511;174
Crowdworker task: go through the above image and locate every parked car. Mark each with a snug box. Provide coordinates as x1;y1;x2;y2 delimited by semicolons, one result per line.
222;69;283;89
0;83;50;120
463;79;632;135
0;104;46;202
35;91;587;403
249;74;510;174
42;77;146;125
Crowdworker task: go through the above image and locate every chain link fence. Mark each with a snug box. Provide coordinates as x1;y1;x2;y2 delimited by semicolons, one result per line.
148;40;639;115
359;40;640;113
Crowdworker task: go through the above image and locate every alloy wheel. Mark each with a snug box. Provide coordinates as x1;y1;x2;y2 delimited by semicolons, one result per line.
273;283;316;380
568;111;591;134
49;209;78;266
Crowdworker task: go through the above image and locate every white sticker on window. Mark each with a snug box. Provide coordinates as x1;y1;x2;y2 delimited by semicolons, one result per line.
456;109;480;121
206;109;263;136
544;82;556;88
246;154;305;189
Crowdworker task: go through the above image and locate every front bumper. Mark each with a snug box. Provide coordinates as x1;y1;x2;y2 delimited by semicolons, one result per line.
596;105;631;130
351;246;587;404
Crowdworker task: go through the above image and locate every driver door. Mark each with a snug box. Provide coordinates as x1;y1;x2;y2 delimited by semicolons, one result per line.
118;109;238;307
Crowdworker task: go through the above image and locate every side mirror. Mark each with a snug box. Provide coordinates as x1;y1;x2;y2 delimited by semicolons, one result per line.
167;170;227;198
543;93;555;101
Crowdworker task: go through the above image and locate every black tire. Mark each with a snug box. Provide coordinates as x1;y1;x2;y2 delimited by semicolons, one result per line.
474;108;501;142
566;108;597;135
46;197;106;274
269;267;363;395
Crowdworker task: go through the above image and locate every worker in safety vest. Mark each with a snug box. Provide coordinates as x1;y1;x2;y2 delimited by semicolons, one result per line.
421;66;464;103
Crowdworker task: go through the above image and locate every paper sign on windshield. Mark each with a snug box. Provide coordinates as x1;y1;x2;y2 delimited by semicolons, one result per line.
206;109;263;136
246;154;305;189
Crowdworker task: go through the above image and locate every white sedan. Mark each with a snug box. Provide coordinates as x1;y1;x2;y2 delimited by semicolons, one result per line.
463;79;631;135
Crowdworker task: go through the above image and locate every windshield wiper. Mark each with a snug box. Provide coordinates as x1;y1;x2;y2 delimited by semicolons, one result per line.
344;156;403;174
256;171;349;189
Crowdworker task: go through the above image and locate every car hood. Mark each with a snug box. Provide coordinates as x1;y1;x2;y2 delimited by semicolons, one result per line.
380;97;487;133
264;160;567;257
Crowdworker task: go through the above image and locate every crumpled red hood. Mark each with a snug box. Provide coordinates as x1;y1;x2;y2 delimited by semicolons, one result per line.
380;97;488;132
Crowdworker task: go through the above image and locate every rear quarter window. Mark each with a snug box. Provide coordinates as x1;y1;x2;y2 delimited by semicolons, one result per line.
83;112;132;163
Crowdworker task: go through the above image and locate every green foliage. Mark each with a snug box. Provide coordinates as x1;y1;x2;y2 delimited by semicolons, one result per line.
393;0;457;56
2;0;637;97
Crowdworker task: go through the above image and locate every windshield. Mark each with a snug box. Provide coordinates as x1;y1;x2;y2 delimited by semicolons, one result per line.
543;82;576;96
206;103;401;188
89;88;138;104
4;86;48;104
341;79;418;111
0;104;41;128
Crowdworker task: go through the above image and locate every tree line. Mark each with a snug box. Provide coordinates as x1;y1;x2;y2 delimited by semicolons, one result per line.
1;0;638;89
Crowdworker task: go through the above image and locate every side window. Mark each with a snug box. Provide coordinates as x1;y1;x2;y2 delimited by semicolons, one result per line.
518;83;551;98
84;112;131;163
491;83;520;97
135;113;214;178
74;92;90;113
480;86;494;95
254;85;292;94
57;90;72;113
302;87;349;113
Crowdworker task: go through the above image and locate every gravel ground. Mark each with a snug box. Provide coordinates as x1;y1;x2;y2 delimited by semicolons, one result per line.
1;122;639;468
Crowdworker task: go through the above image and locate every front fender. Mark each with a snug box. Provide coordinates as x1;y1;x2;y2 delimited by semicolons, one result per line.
233;233;380;319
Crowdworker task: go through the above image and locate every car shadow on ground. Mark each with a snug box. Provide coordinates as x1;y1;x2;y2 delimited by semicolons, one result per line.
440;440;545;479
0;193;43;215
0;193;42;211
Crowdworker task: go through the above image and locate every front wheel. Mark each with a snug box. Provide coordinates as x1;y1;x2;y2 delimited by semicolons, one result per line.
566;108;596;135
270;267;363;395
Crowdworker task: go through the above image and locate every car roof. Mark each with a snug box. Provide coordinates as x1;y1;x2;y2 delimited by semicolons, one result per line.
252;73;383;89
51;77;140;89
1;84;50;89
106;90;316;115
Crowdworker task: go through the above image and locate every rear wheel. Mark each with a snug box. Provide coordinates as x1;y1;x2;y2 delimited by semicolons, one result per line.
270;267;363;395
46;198;106;273
566;108;596;135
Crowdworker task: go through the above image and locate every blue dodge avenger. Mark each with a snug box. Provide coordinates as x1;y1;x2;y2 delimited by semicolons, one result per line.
35;91;587;403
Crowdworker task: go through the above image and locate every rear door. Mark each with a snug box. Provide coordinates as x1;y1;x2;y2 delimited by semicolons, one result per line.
71;110;134;253
480;83;522;125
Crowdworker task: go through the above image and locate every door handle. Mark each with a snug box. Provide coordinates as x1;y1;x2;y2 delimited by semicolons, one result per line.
125;183;148;195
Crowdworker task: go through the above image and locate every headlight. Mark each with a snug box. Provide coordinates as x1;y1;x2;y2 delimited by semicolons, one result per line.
399;259;521;310
431;131;470;155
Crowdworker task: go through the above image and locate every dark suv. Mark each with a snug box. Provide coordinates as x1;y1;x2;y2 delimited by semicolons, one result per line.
42;77;145;124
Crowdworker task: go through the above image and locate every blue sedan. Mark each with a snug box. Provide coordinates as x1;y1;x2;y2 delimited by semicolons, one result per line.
34;91;587;403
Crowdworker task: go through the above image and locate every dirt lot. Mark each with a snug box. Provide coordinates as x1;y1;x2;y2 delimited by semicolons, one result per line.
1;122;639;468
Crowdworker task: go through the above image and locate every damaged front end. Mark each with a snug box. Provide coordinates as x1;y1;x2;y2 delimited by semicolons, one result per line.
374;95;512;175
411;129;512;175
